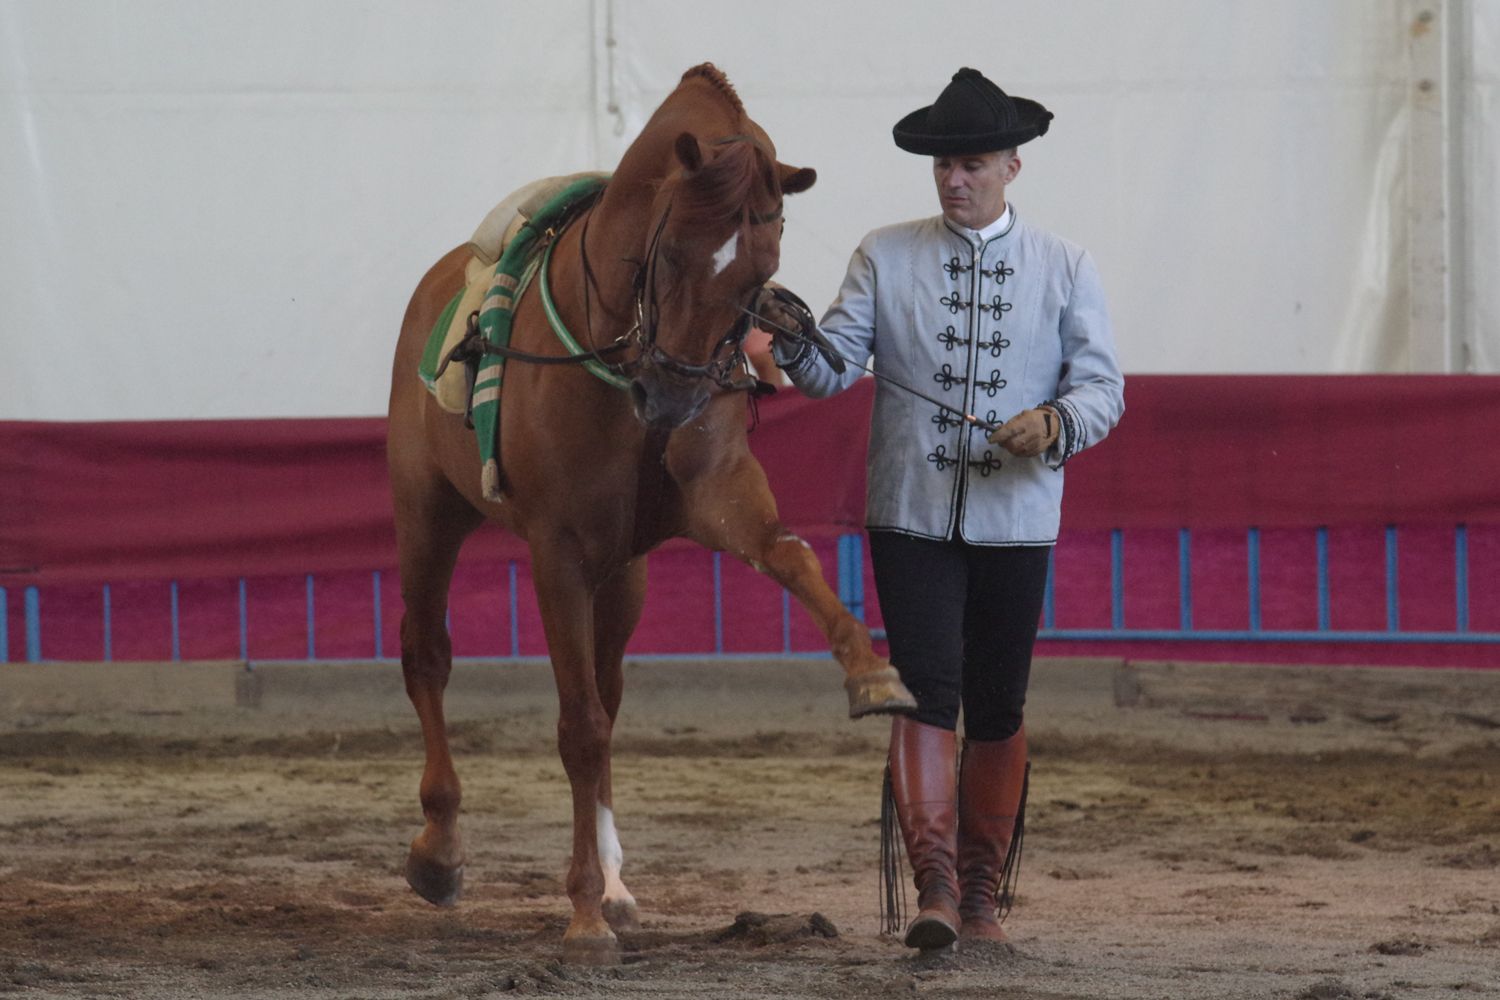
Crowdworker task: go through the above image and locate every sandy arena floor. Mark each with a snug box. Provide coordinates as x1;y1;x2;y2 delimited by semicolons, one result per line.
2;657;1498;999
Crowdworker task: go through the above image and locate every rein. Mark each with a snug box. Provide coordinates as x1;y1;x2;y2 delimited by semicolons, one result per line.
742;295;1005;435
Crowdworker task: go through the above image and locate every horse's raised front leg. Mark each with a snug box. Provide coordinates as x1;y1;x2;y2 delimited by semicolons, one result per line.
592;558;647;934
531;545;620;964
685;459;916;718
392;474;483;907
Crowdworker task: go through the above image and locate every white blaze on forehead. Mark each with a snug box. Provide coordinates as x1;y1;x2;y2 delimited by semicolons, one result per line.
596;804;635;905
712;232;739;275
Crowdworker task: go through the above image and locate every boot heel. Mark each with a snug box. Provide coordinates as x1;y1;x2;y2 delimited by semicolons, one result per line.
904;911;958;950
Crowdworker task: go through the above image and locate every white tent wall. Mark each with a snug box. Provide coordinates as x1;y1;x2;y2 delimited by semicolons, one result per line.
0;0;1494;421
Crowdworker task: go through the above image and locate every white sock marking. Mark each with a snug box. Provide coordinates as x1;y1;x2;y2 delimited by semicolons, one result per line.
596;804;635;905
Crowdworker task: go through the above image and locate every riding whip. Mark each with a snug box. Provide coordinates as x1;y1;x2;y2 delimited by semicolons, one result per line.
740;298;1004;435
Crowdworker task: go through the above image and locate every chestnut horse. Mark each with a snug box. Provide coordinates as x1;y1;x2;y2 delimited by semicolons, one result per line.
387;64;914;964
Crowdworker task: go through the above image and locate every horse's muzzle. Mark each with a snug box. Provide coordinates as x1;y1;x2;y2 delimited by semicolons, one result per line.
629;369;711;430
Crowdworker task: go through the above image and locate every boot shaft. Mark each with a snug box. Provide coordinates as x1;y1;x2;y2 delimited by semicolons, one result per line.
885;716;961;947
887;717;959;898
957;727;1029;920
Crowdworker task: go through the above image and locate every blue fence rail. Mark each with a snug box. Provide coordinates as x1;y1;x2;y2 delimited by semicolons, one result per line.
3;524;1497;664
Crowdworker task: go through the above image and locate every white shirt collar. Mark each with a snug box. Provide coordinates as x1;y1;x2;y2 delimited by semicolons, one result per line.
975;203;1013;241
948;203;1015;243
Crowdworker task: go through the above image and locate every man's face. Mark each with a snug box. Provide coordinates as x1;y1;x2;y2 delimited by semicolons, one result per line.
933;150;1020;230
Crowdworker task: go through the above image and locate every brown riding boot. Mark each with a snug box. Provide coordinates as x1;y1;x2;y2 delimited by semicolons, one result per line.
956;727;1029;943
887;716;960;950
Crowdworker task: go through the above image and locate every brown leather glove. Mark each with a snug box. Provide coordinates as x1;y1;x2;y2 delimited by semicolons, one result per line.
987;406;1060;458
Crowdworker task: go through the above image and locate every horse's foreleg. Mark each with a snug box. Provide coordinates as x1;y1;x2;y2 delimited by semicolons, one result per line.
393;476;482;907
531;549;620;964
686;462;916;718
592;558;647;933
751;528;916;716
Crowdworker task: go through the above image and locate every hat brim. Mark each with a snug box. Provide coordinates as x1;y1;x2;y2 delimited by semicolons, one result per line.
891;96;1053;155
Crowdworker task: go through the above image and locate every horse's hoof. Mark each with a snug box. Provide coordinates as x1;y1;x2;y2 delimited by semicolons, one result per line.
561;932;621;966
845;666;918;718
602;897;641;934
405;853;464;907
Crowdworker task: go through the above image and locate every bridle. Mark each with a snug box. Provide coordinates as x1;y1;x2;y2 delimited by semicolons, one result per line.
622;170;783;389
439;135;785;401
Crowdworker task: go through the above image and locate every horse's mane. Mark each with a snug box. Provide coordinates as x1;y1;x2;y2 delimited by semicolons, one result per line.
680;63;744;115
672;139;775;228
662;64;771;228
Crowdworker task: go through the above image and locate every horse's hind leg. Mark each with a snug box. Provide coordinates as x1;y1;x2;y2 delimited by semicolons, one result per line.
393;471;483;907
592;558;647;934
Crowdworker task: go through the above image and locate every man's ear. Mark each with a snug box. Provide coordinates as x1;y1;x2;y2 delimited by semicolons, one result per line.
777;163;817;195
1005;154;1022;184
675;132;704;173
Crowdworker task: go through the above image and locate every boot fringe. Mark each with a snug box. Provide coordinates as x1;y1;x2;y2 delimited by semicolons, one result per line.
879;764;907;936
995;761;1030;922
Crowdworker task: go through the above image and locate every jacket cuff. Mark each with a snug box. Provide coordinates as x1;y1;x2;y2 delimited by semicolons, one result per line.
1041;397;1084;469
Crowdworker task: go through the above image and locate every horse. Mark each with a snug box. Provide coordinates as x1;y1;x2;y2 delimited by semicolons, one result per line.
387;63;916;964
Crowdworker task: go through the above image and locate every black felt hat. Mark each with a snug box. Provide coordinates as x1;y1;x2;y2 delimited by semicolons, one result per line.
892;68;1053;155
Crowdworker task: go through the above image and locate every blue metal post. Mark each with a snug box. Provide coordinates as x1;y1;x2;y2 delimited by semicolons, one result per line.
1110;529;1124;631
781;588;792;654
25;586;41;662
305;574;316;660
844;534;865;623
1385;525;1399;633
372;570;383;659
840;536;852;614
238;579;249;661
102;584;113;662
713;551;725;654
508;560;520;657
0;586;8;663
170;581;181;662
1456;524;1470;633
1246;529;1262;632
1178;528;1193;632
1316;528;1330;631
1043;548;1055;629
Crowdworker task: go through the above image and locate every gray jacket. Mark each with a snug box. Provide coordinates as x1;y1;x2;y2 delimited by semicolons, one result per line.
780;208;1124;545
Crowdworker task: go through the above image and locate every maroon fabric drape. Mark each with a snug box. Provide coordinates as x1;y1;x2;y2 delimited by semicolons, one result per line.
4;375;1499;588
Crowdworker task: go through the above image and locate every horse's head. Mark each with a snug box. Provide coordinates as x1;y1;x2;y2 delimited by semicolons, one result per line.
627;131;816;430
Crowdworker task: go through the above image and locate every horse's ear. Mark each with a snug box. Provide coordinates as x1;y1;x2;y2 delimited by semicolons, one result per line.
778;163;817;195
674;132;704;174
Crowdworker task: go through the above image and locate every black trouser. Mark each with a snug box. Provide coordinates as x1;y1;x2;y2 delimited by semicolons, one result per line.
868;530;1051;741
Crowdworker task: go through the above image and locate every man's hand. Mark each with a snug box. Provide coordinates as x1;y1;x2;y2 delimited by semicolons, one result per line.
752;284;807;352
751;285;846;374
987;406;1060;457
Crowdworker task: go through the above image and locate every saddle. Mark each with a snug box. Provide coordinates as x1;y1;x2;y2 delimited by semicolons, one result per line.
419;172;610;416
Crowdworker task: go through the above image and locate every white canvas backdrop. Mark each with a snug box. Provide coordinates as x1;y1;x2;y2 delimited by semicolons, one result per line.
1;0;1494;420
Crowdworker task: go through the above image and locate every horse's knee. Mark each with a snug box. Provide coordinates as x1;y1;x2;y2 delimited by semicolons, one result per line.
557;705;612;777
400;612;453;687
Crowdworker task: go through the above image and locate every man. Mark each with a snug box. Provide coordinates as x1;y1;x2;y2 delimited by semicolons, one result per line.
763;68;1124;950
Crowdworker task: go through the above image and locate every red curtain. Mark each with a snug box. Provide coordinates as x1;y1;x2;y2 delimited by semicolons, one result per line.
4;375;1499;587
